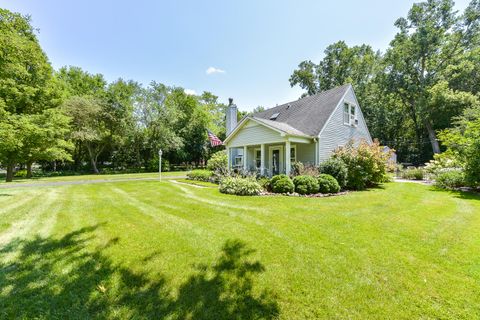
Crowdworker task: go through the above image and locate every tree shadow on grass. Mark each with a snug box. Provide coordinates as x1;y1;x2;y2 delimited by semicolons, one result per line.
429;186;480;201
0;226;278;319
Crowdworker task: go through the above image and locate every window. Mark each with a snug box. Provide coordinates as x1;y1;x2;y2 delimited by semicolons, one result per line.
343;102;357;126
270;112;280;120
290;145;296;163
255;149;261;169
350;105;356;125
234;156;243;167
343;103;350;125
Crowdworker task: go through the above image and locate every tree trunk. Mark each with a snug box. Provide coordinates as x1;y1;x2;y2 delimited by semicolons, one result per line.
26;162;33;178
425;120;441;154
6;163;14;182
86;144;100;174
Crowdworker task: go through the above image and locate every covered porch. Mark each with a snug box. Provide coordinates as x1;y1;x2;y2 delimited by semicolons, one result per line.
226;139;316;176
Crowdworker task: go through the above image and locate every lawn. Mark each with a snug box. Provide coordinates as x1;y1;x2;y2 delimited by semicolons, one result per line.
0;171;187;185
0;179;479;319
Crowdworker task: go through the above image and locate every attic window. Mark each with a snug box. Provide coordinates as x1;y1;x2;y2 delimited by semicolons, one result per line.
343;102;357;126
270;113;280;120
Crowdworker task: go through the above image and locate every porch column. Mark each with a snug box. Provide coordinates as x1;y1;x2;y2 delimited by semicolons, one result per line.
285;140;291;175
226;146;230;170
260;144;265;176
243;145;248;171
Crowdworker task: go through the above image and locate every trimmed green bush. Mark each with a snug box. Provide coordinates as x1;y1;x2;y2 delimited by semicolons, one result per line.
270;174;294;193
318;158;348;188
219;176;262;196
293;175;319;195
186;169;213;182
401;168;424;180
434;170;465;190
317;174;341;193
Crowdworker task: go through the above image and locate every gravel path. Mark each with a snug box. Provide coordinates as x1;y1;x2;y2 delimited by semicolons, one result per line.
0;175;186;189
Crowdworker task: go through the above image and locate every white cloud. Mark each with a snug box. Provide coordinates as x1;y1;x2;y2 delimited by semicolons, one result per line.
206;66;226;75
184;89;197;95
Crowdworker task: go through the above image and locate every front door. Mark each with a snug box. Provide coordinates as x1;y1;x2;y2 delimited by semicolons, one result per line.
272;149;280;175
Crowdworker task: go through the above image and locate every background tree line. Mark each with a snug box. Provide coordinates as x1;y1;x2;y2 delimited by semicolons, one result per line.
290;0;480;164
0;8;230;182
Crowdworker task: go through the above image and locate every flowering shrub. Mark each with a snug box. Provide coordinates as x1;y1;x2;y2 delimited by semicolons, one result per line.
333;139;391;190
401;168;424;180
219;176;262;196
187;169;213;182
207;151;228;174
434;170;465;190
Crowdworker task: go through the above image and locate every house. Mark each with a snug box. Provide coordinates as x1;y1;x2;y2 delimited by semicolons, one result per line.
223;84;372;176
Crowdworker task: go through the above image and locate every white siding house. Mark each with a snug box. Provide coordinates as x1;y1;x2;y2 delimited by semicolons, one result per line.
223;84;372;176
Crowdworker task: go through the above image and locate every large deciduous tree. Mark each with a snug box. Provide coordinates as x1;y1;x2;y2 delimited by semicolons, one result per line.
383;0;480;154
0;8;69;181
62;96;109;174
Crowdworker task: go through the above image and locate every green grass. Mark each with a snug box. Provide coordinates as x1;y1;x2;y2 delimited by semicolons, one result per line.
0;180;479;319
0;171;187;184
176;178;218;187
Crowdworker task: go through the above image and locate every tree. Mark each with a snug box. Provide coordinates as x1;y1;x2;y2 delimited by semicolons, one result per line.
20;109;73;178
383;0;480;154
62;96;109;174
0;112;25;182
289;41;381;101
438;103;480;187
0;8;57;115
0;8;66;181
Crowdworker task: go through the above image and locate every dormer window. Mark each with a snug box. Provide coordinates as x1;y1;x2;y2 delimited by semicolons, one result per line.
343;102;357;126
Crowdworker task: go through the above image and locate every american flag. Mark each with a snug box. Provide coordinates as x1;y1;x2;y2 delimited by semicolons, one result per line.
207;130;223;147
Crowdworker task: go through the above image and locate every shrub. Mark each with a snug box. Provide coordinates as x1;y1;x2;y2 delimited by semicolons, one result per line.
317;174;340;193
219;176;262;196
401;168;424;180
257;177;271;192
318;158;348;188
14;169;28;178
291;161;319;177
293;175;319;195
291;161;304;176
270;174;294;193
333;140;391;190
207;151;228;174
187;169;213;182
434;170;465;190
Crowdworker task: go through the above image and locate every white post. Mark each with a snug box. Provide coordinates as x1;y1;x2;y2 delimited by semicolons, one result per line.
260;144;265;176
226;146;230;171
158;149;163;181
243;145;248;171
285;140;291;176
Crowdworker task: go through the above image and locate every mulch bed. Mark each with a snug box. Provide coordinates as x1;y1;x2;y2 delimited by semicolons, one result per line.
259;191;350;197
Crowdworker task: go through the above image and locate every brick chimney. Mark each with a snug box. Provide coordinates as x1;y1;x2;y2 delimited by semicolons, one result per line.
226;98;237;135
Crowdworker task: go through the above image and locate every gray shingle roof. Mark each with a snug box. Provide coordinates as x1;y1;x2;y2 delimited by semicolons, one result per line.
252;84;351;136
251;117;311;137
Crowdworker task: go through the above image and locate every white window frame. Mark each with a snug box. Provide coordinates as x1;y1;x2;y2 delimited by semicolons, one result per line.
343;102;350;125
343;101;357;127
234;155;243;167
290;145;297;164
254;148;261;169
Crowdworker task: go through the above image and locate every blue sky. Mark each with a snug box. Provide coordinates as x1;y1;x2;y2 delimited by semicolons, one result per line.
0;0;471;111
